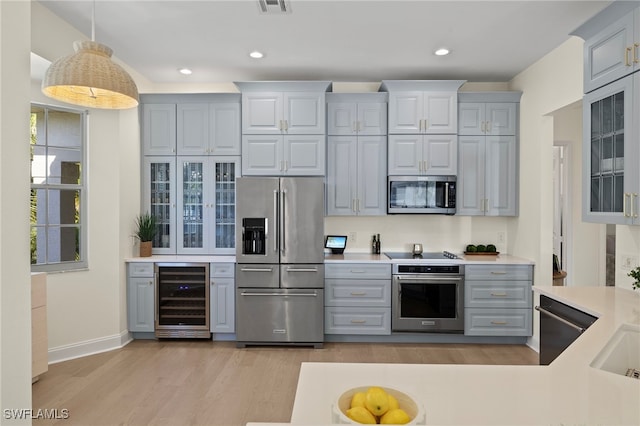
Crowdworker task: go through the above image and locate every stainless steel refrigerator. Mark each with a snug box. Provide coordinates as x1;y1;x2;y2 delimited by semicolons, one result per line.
235;177;324;348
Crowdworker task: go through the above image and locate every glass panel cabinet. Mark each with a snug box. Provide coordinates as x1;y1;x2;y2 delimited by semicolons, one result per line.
143;156;239;254
583;72;639;224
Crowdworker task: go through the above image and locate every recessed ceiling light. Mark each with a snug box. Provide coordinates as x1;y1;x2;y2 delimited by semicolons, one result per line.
434;48;450;56
249;51;264;59
178;68;193;75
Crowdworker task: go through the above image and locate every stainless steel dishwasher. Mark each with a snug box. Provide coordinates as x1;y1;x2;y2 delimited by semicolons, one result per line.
535;295;597;365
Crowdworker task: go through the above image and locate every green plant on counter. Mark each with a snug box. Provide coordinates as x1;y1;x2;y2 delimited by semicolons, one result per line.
134;212;157;242
628;267;640;290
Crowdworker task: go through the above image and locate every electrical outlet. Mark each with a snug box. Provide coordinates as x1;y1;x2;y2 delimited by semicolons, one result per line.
349;232;357;244
497;232;506;244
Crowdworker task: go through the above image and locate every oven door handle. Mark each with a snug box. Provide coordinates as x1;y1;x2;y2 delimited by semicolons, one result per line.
395;276;463;282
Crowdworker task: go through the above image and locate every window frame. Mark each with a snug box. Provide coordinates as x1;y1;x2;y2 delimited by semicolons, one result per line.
30;103;88;272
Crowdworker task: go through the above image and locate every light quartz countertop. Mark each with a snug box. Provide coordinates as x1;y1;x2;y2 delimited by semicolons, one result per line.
283;286;639;425
324;252;534;265
125;255;236;263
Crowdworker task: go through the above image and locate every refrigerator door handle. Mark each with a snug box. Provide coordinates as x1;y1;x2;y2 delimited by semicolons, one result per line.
273;190;279;252
281;189;287;255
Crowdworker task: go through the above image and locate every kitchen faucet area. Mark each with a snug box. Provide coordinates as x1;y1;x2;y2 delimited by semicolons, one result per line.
4;1;640;425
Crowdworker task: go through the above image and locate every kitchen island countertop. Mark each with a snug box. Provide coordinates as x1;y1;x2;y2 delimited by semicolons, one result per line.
286;286;639;425
324;252;534;265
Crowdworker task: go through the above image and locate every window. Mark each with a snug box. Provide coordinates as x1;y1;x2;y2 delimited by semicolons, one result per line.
30;104;87;272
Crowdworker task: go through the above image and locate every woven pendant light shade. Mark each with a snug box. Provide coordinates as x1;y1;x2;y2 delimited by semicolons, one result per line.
42;40;139;109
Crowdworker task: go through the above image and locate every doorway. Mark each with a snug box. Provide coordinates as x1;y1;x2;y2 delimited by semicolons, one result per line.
552;143;570;283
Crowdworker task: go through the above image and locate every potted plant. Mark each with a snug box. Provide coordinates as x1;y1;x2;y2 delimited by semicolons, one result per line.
628;266;640;290
134;212;156;257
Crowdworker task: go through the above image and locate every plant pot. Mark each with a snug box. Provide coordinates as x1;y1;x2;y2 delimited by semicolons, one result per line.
139;241;152;257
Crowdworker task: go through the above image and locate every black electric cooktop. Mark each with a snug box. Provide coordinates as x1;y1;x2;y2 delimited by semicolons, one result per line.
384;251;459;260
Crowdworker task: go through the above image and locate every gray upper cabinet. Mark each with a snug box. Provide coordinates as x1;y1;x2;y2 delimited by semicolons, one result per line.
381;80;465;135
387;134;457;176
142;104;177;155
235;81;331;176
176;102;241;156
457;92;521;216
582;72;640;224
326;93;388;216
580;7;640;93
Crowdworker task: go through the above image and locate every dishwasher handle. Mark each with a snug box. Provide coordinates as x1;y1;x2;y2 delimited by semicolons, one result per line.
535;305;586;333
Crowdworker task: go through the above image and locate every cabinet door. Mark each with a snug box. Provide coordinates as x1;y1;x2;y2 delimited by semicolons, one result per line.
283;135;325;176
357;102;387;135
485;136;517;216
177;157;211;254
387;92;422;134
128;277;155;332
423;135;457;175
582;74;636;224
241;135;282;175
210;102;241;155
357;136;387;216
211;157;239;253
584;11;637;93
210;277;235;333
388;135;422;175
486;103;517;136
458;103;485;135
177;103;208;155
327;136;357;215
423;91;457;134
327;102;357;136
143;157;176;254
283;92;325;134
143;104;176;155
456;136;485;215
242;93;283;134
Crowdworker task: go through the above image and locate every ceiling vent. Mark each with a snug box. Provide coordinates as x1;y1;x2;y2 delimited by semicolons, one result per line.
258;0;291;14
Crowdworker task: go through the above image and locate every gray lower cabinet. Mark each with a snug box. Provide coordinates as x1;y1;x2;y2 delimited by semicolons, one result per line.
127;262;155;333
324;263;391;335
210;263;235;334
464;264;533;336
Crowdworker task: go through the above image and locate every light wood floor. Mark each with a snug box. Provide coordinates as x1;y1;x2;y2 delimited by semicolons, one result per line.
32;340;538;426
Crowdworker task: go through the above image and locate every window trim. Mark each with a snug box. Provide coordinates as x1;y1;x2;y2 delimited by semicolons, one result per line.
30;103;88;273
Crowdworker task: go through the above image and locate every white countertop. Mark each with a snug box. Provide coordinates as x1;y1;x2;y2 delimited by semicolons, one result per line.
125;255;236;263
286;286;639;425
324;252;534;265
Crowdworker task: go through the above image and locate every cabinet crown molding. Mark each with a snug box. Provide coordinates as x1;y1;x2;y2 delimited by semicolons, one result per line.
234;81;332;92
380;80;466;92
458;91;523;103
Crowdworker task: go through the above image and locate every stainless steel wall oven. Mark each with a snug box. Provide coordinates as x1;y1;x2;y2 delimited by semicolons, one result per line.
392;264;464;332
155;263;210;338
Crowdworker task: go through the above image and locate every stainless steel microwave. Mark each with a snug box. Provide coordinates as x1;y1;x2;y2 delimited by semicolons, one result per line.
388;176;456;214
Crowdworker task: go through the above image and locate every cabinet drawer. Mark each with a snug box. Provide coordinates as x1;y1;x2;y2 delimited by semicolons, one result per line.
211;262;235;278
128;262;154;277
464;308;532;336
325;307;391;335
465;265;532;281
325;279;390;307
325;263;391;279
465;282;531;309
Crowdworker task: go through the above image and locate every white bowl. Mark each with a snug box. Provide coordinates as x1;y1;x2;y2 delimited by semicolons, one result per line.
332;386;425;424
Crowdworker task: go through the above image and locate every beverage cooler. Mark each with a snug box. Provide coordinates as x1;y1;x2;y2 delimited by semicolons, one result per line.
155;263;210;338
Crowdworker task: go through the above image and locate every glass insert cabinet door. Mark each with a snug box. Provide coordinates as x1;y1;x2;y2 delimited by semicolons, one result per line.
583;74;637;224
143;157;176;254
214;159;238;253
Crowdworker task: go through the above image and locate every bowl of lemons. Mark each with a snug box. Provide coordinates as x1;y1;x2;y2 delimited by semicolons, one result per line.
332;386;425;424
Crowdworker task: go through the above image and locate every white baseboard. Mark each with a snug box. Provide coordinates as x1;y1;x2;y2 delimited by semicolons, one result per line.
48;330;133;365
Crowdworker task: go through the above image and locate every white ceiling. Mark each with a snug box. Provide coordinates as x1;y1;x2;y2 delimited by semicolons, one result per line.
38;0;612;86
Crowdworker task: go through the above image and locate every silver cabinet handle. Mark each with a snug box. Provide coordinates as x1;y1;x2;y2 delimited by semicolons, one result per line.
624;192;629;217
625;46;633;67
633;193;638;218
286;268;318;273
634;42;640;64
240;292;318;297
350;292;366;296
240;267;274;272
486;121;492;132
349;270;366;274
490;271;507;275
491;321;507;325
491;292;508;297
535;306;586;333
350;319;366;324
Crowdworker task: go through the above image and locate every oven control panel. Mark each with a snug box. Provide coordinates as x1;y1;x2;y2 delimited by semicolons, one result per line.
394;265;463;274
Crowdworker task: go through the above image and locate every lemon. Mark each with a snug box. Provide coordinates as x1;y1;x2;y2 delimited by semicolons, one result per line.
364;387;389;417
350;391;367;408
387;394;399;410
346;406;377;424
380;408;411;424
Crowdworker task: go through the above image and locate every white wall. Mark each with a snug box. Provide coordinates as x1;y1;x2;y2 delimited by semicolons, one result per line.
1;1;33;422
31;2;140;361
